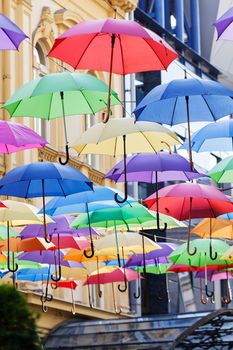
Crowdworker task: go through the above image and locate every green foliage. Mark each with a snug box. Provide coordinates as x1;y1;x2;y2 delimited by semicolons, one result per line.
0;285;41;350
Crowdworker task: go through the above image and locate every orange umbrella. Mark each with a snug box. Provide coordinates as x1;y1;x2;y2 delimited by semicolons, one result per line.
0;237;55;252
192;218;233;239
63;248;116;263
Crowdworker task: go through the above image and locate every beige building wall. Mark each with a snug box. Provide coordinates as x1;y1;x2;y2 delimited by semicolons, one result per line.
0;0;138;333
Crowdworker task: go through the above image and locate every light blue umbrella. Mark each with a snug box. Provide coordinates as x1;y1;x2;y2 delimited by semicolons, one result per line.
12;266;55;282
134;78;233;168
218;212;233;220
180;120;233;153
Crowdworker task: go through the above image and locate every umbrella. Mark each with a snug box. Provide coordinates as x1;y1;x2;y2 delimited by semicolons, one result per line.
0;120;47;154
145;183;233;257
72;118;179;203
0;237;55;252
105;152;206;231
0;200;52;274
0;162;93;250
52;280;78;315
0;13;28;50
214;7;233;40
209;155;233;183
192;218;233;240
134;78;233;169
40;186;135;259
48;17;178;122
3;72;119;164
180;120;233;153
71;202;156;265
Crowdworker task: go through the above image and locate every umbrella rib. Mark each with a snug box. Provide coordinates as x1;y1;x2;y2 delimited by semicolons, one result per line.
57;179;67;198
1;28;19;49
80;90;95;115
47;93;53;121
25;180;31;199
138;130;158;153
202;95;217;121
143;39;167;71
74;32;100;70
113;137;118;157
207;198;216;218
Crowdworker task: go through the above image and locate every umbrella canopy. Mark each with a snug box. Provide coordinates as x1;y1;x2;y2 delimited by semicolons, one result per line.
13;267;54;282
0;13;28;50
83;266;142;285
20;215;84;239
72;118;179;156
192;218;233;240
3;72;119;164
71;203;156;229
94;231;160;256
195;269;233;282
169;239;230;267
134;78;233;168
0;120;47;154
134;79;233;125
40;186;135;216
48;18;178;74
55;280;78;290
105;152;206;183
145;183;233;257
3;72;119;118
0;162;93;198
214;7;233;40
0;237;55;252
145;183;233;220
209;155;233;183
63;249;114;263
59;266;88;280
180;120;233;153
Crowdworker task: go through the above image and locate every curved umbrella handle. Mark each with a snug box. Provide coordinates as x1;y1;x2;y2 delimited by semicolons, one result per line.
51;264;61;282
41;300;48;313
71;289;76;315
209;244;218;261
133;285;140;299
187;239;197;256
7;256;18;273
211;293;215;304
51;282;58;290
59;144;70;166
114;135;128;204
156;212;167;232
205;284;214;298
118;279;127;293
84;241;95;258
222;276;232;304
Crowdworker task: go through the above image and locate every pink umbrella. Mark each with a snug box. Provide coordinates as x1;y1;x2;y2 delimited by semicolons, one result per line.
49;18;178;122
0;120;47;153
145;183;233;257
51;235;90;250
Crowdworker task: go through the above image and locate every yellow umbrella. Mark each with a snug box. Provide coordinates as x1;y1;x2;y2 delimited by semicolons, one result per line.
58;266;88;280
72;118;180;203
94;231;160;257
0;200;54;273
221;247;233;262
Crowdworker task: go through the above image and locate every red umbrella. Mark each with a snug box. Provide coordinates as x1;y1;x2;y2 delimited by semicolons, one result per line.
145;183;233;257
49;17;178;123
53;280;78;315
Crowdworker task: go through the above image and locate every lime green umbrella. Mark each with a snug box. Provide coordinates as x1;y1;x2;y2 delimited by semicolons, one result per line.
71;203;156;268
3;72;120;165
135;263;171;274
169;239;230;267
0;260;42;269
208;155;233;183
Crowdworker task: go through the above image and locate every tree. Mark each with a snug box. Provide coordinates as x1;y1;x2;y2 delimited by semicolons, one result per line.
0;284;41;350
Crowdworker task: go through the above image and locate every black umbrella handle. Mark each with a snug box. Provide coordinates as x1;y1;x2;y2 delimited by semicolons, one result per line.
114;135;128;204
7;223;18;273
155;172;167;232
199;276;208;304
209;220;218;260
59;144;70;165
84;205;95;258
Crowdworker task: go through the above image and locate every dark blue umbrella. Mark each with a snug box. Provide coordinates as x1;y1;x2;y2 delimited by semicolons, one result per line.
0;162;93;281
134;78;233;169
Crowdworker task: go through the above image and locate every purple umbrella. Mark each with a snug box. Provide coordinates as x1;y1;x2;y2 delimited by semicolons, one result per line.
105;152;206;232
214;7;233;40
0;120;47;153
0;13;28;50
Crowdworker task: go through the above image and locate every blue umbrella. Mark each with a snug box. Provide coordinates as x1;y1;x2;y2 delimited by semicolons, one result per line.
134;78;233;168
40;186;136;259
12;266;55;282
0;162;93;280
180;120;233;153
218;212;233;220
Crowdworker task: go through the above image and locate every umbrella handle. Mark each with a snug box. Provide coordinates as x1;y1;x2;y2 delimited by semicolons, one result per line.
114;135;128;204
112;283;121;314
118;279;127;293
7;255;18;273
133;285;140;299
199;277;208;304
155;172;167;232
71;289;76;315
87;280;93;308
41;301;48;313
209;244;218;261
51;264;61;282
205;284;214;298
59;144;70;166
221;276;232;304
156;212;167;232
51;282;58;290
187;207;197;256
84;241;95;258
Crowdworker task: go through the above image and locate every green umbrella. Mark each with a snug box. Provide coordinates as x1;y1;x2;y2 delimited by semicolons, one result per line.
208;155;233;183
71;202;156;277
169;239;230;267
0;225;18;240
3;72;120;165
0;260;42;269
135;263;171;274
